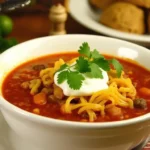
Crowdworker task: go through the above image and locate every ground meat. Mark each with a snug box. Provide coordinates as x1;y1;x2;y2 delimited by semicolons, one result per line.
48;95;59;103
21;81;29;89
134;98;147;109
53;84;64;100
41;87;53;94
32;64;46;71
81;112;88;118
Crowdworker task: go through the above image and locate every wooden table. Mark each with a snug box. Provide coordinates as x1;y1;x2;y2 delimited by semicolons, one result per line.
5;0;99;43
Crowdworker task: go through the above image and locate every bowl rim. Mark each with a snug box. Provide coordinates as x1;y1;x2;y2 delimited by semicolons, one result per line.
0;34;150;129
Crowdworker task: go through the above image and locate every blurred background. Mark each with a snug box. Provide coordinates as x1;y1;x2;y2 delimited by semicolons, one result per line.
0;0;97;44
0;0;149;51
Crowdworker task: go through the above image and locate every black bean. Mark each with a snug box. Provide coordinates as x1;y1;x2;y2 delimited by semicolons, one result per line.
70;99;79;104
134;98;147;109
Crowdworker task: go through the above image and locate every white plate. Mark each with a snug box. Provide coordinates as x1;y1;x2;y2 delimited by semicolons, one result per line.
69;0;150;47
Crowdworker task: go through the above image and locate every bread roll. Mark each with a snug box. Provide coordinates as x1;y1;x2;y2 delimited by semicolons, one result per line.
89;0;116;10
119;0;150;8
100;2;145;34
148;11;150;33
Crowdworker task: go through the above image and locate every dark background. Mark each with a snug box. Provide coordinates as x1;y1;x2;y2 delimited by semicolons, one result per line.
4;0;99;43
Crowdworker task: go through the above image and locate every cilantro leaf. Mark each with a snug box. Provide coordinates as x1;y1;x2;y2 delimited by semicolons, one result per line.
110;59;123;77
56;42;124;91
67;71;85;90
91;49;104;59
76;56;90;73
56;64;68;72
57;70;68;84
89;63;103;78
93;58;110;71
78;42;91;58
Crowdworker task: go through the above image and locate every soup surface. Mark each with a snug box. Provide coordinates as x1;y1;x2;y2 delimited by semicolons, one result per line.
2;52;150;122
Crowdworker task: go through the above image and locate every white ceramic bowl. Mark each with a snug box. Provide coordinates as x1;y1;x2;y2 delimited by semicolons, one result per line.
0;35;150;150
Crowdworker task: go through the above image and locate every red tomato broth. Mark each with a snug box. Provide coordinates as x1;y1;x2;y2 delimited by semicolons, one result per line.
2;52;150;122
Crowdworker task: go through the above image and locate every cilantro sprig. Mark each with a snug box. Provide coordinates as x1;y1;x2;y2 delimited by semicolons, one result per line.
57;42;123;90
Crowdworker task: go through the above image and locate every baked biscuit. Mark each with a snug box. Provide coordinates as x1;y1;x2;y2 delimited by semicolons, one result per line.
100;2;145;34
89;0;116;10
148;11;150;33
119;0;150;8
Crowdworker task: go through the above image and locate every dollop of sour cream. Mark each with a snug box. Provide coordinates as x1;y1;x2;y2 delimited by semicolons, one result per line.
54;66;109;96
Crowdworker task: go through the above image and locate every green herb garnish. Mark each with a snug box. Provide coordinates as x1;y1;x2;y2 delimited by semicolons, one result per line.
57;42;123;90
109;59;123;77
